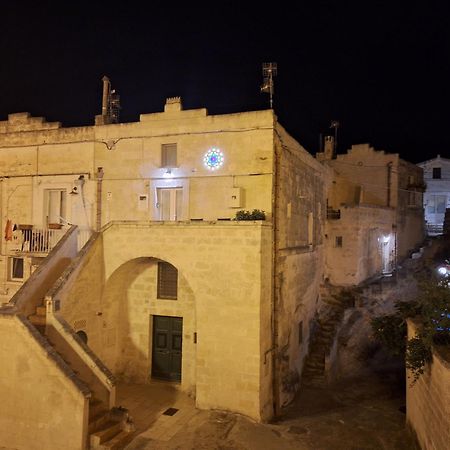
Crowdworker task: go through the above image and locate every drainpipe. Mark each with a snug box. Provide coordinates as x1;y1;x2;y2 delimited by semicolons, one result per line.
387;162;392;207
96;167;104;231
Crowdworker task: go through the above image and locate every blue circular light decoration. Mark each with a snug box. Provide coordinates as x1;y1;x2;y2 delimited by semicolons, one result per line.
204;148;224;171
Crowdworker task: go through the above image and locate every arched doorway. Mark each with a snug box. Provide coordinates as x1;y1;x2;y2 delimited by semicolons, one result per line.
101;257;196;392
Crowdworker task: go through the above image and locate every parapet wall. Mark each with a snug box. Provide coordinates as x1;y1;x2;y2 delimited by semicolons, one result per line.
406;320;450;450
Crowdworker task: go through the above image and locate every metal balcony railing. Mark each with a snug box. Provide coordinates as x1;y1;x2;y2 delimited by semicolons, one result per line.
18;227;66;253
327;208;341;220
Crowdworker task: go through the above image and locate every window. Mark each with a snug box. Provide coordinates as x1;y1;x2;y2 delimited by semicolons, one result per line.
161;143;177;168
157;188;183;221
335;236;343;247
76;330;88;345
432;167;441;179
426;195;446;214
10;257;24;280
157;262;178;299
44;189;66;225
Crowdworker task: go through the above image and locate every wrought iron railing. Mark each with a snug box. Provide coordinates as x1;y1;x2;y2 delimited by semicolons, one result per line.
17;228;66;253
327;208;341;220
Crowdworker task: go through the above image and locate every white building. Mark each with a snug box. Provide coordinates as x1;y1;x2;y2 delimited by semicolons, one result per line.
417;154;450;235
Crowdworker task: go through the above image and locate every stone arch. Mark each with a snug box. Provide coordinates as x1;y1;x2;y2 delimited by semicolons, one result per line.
101;256;196;393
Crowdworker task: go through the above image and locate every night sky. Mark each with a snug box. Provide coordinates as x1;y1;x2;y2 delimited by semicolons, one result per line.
1;2;449;163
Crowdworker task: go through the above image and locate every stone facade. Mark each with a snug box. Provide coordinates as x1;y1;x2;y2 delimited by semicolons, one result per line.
318;143;425;285
0;98;328;432
406;320;450;450
418;154;450;235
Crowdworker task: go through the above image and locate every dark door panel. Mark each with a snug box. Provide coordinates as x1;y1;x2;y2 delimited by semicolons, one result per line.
152;315;182;381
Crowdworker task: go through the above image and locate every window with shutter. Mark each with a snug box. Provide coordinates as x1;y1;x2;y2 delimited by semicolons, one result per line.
157;262;178;299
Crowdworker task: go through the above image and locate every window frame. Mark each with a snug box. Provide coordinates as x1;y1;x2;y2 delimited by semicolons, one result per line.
161;143;178;169
9;257;24;281
157;261;178;300
432;167;442;179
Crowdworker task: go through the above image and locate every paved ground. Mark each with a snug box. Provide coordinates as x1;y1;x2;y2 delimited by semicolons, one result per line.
122;368;419;450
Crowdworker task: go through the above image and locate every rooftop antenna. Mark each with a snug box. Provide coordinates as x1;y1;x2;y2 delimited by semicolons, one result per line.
96;76;121;125
261;62;277;109
330;120;340;157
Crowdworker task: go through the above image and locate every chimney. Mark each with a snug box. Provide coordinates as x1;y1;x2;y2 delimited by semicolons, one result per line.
164;97;183;113
101;76;110;118
324;136;335;160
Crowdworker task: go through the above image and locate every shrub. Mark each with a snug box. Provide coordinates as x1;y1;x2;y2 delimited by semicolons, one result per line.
235;209;266;221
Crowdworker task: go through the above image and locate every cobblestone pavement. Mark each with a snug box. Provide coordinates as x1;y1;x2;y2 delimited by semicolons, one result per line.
125;369;419;450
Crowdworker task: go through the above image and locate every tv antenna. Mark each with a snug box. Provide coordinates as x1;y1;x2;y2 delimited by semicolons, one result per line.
99;76;121;124
261;62;277;109
330;120;340;155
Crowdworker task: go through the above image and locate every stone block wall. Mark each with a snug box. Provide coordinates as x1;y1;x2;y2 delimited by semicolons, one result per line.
0;313;88;450
55;221;274;422
406;320;450;450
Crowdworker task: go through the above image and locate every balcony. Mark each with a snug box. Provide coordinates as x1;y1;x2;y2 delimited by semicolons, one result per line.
10;225;92;255
327;208;341;220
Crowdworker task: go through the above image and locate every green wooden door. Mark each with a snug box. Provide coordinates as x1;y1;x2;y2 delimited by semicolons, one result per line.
151;316;183;381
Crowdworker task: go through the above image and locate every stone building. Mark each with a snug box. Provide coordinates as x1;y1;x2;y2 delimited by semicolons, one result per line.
317;140;425;285
0;98;328;449
417;154;450;235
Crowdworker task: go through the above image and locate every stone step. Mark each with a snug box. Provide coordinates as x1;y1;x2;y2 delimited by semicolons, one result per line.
89;412;110;434
303;377;326;387
28;314;46;326
90;421;122;447
36;305;46;316
304;361;325;371
100;430;134;450
90;399;108;419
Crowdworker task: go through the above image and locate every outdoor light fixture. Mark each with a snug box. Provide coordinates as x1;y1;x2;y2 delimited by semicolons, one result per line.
163;169;173;178
204;148;224;171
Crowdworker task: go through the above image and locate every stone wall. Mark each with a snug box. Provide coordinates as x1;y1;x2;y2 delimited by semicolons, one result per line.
274;124;328;407
325;205;396;285
55;221;274;422
406;320;450;450
0;313;88;450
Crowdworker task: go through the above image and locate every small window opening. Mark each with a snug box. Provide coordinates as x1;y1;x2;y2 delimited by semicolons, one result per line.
433;167;441;179
335;236;343;247
161;144;177;168
157;262;178;299
10;257;24;280
76;330;88;345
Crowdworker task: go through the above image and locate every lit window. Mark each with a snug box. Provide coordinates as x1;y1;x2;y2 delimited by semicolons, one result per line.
335;236;343;247
432;167;441;179
45;189;66;225
157;262;178;300
10;257;24;280
427;195;446;214
156;188;183;221
161;144;177;168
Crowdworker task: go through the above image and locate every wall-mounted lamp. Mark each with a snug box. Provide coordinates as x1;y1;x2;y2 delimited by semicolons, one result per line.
163;169;173;178
69;187;79;195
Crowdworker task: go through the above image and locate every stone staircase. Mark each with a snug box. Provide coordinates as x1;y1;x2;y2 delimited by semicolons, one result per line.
302;286;357;387
28;303;47;333
25;289;135;447
28;319;135;449
88;404;134;450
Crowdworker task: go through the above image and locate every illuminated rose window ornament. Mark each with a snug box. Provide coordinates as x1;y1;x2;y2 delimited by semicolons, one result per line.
204;148;224;171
